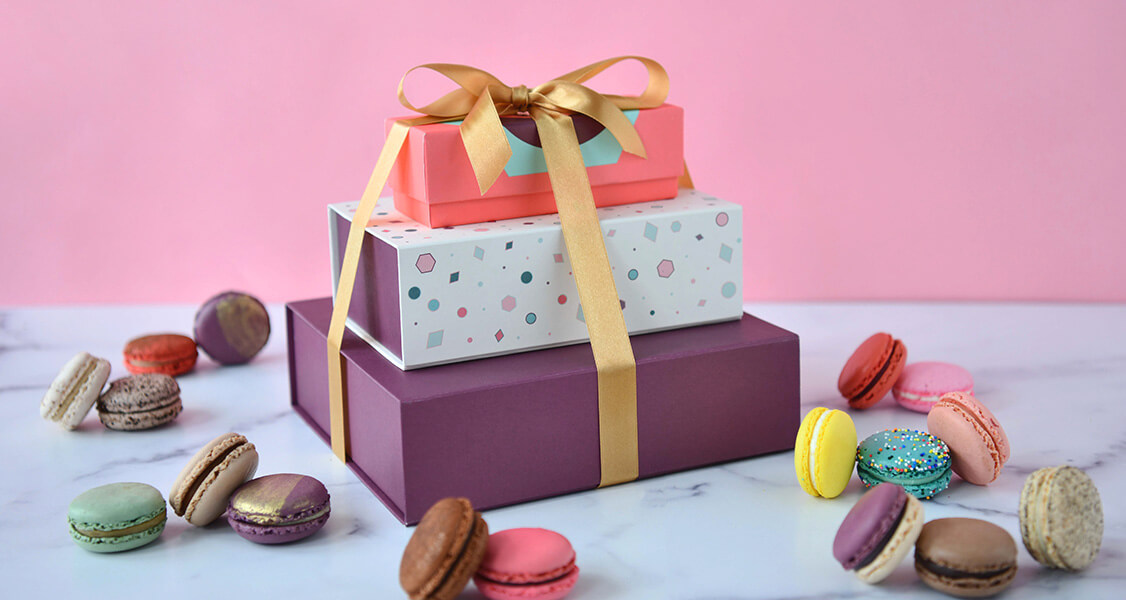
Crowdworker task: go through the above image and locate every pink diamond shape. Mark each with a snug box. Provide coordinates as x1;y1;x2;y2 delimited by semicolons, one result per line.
657;259;675;278
501;295;516;312
495;329;504;342
698;299;707;307
553;253;564;263
415;253;436;274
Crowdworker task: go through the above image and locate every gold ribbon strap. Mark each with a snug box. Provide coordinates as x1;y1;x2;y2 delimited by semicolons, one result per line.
328;58;670;487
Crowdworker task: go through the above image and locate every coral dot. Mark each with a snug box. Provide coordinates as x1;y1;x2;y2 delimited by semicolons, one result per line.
457;307;468;318
557;295;567;304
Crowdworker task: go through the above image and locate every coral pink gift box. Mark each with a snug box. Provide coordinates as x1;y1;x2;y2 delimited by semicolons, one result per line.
389;104;684;227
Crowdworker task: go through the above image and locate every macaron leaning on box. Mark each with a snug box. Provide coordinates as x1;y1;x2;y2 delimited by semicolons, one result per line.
41;352;111;430
194;291;271;365
856;429;951;499
892;361;974;413
927;392;1010;485
474;528;580;600
795;408;857;499
170;432;259;526
838;333;907;409
67;482;167;553
833;482;925;584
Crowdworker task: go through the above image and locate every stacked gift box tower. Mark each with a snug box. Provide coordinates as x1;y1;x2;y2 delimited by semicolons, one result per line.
287;64;800;524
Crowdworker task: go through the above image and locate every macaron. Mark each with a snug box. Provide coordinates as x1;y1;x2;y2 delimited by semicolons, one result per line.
833;482;925;583
41;352;111;430
914;518;1017;598
67;482;166;553
96;374;182;431
856;429;951;499
892;361;974;413
927;392;1010;485
194;291;271;365
123;333;198;376
400;497;489;600
794;407;857;499
838;333;906;409
226;473;330;544
169;432;258;526
1019;466;1103;571
474;528;580;600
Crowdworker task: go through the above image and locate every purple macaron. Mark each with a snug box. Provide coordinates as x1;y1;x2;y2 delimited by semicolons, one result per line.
226;473;330;544
832;482;926;583
193;291;271;365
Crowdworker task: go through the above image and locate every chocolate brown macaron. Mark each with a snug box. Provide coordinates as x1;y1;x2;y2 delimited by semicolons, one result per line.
400;497;489;600
915;518;1017;598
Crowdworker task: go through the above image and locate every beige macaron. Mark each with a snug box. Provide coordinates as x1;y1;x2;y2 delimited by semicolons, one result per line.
170;432;258;526
1019;466;1103;571
41;352;112;430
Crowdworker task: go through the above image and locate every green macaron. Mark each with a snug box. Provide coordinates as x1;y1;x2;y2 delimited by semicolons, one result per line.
67;482;167;553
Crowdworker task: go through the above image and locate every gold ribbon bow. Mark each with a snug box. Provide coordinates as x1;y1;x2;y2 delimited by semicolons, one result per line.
328;56;677;487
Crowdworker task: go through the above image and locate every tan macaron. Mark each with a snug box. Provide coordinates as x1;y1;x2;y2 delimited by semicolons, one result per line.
170;432;258;526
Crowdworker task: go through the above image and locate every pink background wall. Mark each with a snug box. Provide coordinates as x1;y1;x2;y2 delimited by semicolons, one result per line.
3;2;1124;305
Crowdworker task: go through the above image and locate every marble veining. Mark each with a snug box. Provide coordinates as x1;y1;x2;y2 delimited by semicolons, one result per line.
0;303;1122;599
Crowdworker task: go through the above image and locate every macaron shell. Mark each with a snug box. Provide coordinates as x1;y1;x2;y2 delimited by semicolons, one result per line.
833;482;908;570
856;429;951;499
474;566;580;600
892;362;974;413
811;410;857;499
838;333;906;409
98;401;182;431
927;393;1008;485
194;291;271;365
41;352;111;430
476;528;577;585
793;407;825;497
856;494;924;584
227;473;330;525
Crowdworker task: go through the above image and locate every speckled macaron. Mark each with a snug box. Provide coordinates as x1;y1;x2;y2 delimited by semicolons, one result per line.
194;291;271;365
226;473;330;544
856;429;952;499
123;334;198;376
96;374;182;431
41;352;111;430
67;482;167;553
1019;466;1103;571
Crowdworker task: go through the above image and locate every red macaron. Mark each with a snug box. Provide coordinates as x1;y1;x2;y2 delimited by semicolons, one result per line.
838;333;906;409
123;334;198;376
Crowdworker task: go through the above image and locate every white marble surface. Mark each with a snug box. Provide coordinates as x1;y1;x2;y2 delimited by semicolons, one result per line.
0;302;1123;599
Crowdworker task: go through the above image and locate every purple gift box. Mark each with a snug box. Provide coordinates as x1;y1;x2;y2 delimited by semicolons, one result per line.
287;297;800;525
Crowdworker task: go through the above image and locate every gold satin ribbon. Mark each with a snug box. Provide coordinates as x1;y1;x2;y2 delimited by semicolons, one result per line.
328;56;677;487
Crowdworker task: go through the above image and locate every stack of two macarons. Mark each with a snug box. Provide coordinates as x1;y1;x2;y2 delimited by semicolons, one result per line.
400;498;580;600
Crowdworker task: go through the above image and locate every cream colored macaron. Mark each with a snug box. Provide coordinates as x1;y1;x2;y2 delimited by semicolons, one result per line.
170;432;258;526
41;352;111;430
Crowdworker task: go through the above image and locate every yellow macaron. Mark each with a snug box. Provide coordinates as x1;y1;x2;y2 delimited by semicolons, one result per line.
795;407;857;498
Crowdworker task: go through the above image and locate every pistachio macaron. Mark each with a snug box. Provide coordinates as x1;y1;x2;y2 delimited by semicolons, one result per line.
67;482;167;553
169;432;258;526
794;408;857;499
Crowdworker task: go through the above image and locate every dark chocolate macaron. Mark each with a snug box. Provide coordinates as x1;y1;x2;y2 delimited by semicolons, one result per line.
96;374;182;431
833;482;925;583
400;497;489;600
915;518;1017;597
194;291;270;365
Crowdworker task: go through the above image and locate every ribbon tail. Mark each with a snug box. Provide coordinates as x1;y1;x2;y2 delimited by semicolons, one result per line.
532;109;639;487
327;121;412;461
679;160;694;189
461;88;512;194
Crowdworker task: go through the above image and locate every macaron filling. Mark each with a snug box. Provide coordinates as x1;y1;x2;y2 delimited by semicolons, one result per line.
848;341;899;403
228;503;330;527
915;556;1011;580
70;508;166;539
807;408;833;493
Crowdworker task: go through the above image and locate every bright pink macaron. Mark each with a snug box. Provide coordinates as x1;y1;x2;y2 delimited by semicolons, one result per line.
892;361;974;413
927;392;1011;485
474;528;579;600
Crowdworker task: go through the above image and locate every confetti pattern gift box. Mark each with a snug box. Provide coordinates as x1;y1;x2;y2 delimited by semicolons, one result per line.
388;104;684;228
287;297;799;524
328;188;744;370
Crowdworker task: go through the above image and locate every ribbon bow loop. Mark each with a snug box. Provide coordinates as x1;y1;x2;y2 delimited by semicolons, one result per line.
396;56;669;195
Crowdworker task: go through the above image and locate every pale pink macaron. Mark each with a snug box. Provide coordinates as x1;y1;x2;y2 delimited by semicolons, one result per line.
892;361;974;413
927;392;1011;485
474;528;579;600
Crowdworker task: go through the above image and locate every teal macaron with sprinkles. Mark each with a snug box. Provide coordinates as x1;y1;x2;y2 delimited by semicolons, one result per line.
856;429;951;499
67;482;167;553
